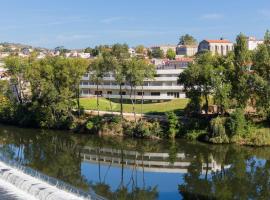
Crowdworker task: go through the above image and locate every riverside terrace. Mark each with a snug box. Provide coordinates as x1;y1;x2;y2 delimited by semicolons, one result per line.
80;58;193;101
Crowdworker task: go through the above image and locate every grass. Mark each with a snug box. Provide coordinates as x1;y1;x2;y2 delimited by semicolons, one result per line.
80;97;189;115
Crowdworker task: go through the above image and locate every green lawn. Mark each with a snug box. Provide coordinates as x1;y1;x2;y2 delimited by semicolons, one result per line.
80;98;189;115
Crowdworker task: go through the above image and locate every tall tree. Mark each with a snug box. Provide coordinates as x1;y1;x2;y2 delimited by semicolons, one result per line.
179;34;197;46
89;56;107;116
232;33;252;107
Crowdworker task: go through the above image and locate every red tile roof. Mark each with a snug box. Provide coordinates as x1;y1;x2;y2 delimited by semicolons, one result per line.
205;39;232;44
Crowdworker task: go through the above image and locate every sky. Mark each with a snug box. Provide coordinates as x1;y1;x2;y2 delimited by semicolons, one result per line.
0;0;270;49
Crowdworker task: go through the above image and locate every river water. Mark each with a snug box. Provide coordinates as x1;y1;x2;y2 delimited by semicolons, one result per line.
0;124;269;200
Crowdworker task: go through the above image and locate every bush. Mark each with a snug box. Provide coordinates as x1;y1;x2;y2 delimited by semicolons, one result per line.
133;120;163;139
185;129;207;140
166;112;180;138
226;108;248;137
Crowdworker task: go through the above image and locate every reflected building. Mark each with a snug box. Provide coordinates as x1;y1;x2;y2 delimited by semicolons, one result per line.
80;146;229;174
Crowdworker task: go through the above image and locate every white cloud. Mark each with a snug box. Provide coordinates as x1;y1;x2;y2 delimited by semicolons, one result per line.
200;13;223;20
100;17;127;24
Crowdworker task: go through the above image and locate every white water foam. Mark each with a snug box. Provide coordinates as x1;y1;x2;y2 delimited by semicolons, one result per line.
0;178;37;200
0;161;94;200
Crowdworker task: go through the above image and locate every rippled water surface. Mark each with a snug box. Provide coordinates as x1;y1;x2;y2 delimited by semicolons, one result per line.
0;124;270;200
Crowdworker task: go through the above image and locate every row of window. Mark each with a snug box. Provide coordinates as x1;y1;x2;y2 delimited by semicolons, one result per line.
81;90;180;97
80;81;178;86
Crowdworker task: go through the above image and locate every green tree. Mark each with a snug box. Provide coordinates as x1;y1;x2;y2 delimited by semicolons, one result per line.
179;34;197;45
166;48;176;60
151;48;164;58
264;29;270;46
232;33;252;107
89;56;107;116
178;52;216;114
166;111;180;138
135;45;145;54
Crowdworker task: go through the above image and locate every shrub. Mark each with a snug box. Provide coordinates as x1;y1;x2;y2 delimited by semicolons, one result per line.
166;112;180;139
226;108;248;137
185;129;207;140
210;117;227;137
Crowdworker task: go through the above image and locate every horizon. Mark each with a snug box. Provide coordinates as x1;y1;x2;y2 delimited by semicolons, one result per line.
0;0;270;49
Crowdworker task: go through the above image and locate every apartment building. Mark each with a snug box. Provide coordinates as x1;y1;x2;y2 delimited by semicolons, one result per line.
176;45;198;57
198;39;234;56
247;36;264;50
80;59;192;101
151;45;177;54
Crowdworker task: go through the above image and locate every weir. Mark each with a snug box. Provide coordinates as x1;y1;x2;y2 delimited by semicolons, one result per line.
0;157;106;200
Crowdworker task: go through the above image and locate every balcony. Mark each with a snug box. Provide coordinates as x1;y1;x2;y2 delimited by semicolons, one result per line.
80;85;184;91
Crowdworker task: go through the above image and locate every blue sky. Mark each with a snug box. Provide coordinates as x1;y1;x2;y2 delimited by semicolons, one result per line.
0;0;270;49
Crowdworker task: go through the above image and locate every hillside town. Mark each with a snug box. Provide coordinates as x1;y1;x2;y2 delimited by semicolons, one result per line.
0;35;265;102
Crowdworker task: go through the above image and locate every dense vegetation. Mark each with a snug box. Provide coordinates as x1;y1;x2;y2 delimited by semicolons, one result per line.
178;31;270;145
0;32;270;145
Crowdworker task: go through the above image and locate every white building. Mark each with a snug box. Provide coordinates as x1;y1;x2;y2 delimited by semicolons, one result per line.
176;45;198;57
247;36;264;50
198;39;234;56
151;45;176;55
79;59;192;101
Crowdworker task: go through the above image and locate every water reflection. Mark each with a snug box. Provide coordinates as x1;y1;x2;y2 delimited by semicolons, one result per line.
0;124;270;199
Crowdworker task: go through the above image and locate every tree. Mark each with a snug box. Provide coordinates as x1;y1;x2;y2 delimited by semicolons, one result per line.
125;58;154;121
111;43;130;60
232;33;252;107
67;58;89;116
212;66;232;114
178;52;217;114
166;48;176;60
135;45;145;54
4;56;30;104
179;34;197;46
151;48;164;58
264;29;270;46
166;112;180;138
89;56;107;116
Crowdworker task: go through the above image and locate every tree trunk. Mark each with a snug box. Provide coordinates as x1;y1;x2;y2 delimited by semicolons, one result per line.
77;83;81;117
141;85;144;118
120;84;123;119
205;93;209;114
96;82;100;116
130;86;136;122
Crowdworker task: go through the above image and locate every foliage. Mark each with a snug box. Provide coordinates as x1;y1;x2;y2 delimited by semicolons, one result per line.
135;45;145;54
165;111;180;138
166;48;176;60
179;34;197;46
226;108;248;137
151;48;164;58
185;129;207;140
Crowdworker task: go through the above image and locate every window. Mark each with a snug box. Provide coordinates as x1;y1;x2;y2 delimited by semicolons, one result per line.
94;91;102;95
119;91;126;95
137;92;144;96
151;92;160;96
107;91;112;95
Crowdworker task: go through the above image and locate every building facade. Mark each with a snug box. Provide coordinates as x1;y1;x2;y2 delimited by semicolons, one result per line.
198;39;234;56
176;45;198;57
80;59;192;101
247;36;264;50
151;45;176;54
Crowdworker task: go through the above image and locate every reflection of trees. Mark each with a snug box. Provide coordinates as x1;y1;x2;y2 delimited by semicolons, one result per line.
0;126;89;190
86;136;159;200
179;146;270;199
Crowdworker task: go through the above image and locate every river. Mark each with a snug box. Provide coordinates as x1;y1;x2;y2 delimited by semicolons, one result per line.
0;124;269;200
